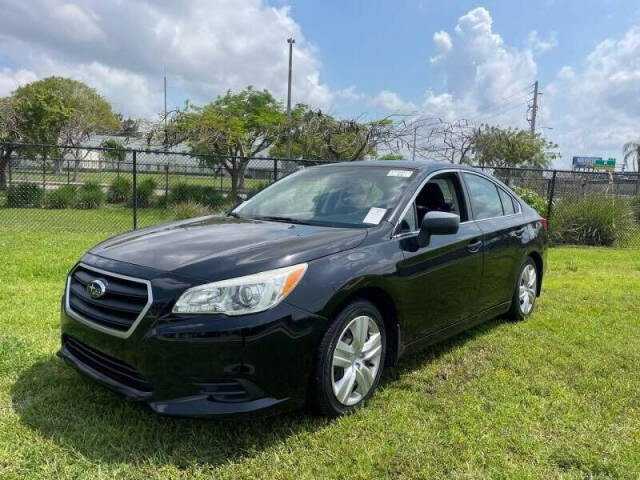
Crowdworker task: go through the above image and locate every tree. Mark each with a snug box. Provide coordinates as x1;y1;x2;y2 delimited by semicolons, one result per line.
100;139;127;174
270;107;408;161
468;125;559;168
13;77;119;179
0;97;20;189
169;87;287;196
623;139;640;173
13;80;72;171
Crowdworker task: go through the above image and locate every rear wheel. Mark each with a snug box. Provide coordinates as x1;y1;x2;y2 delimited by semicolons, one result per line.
508;257;538;321
310;300;386;417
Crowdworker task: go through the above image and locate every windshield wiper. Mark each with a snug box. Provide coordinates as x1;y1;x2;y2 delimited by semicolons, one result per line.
252;215;318;226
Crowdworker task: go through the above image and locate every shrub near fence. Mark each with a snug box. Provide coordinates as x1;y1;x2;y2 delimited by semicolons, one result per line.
1;142;640;247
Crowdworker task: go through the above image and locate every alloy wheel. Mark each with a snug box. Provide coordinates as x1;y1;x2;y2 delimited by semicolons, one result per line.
331;315;383;406
519;264;537;315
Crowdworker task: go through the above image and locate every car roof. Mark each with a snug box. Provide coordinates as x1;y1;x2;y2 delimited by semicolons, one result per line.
310;159;479;174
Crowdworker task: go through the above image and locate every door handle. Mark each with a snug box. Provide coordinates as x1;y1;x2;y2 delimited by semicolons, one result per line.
467;239;482;253
512;227;526;238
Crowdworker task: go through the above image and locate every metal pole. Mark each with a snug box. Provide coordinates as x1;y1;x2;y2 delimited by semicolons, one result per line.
164;164;169;206
546;170;557;225
67;160;70;185
132;150;138;230
286;37;295;159
273;159;278;182
530;80;539;135
8;156;12;189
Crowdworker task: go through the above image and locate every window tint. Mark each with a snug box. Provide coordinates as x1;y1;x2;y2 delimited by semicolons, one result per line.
463;173;503;219
498;188;515;215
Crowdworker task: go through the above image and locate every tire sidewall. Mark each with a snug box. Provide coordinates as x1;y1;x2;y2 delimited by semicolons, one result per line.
318;300;386;416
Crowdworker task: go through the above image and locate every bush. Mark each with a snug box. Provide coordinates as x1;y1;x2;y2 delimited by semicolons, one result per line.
172;201;209;220
76;182;106;209
46;185;76;209
247;181;270;198
550;195;634;246
511;186;547;217
168;183;225;209
6;183;43;208
108;177;131;204
134;178;157;208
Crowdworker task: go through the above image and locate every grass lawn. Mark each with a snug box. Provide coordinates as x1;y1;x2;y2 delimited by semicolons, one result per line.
0;228;639;478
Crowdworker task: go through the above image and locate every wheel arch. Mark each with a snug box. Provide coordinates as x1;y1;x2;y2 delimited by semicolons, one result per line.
527;250;544;296
325;285;401;368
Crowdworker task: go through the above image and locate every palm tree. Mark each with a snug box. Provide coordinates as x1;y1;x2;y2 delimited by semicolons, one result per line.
623;139;640;172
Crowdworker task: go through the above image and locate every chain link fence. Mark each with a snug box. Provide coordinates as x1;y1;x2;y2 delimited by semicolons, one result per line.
2;143;639;247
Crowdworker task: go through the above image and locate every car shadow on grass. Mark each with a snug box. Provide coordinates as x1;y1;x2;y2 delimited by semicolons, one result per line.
10;316;508;467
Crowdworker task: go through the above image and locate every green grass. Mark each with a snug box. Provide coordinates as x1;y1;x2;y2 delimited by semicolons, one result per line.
1;230;639;478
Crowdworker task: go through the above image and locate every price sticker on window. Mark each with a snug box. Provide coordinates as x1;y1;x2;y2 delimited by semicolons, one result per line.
387;169;413;178
363;207;387;225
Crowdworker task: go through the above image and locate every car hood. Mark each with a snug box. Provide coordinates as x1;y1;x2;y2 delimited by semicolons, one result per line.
88;215;367;281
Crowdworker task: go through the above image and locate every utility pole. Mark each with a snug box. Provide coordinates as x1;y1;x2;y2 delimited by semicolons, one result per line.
528;80;540;135
163;67;168;148
286;37;295;159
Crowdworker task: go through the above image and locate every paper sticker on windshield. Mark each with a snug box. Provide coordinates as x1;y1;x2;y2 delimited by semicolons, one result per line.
363;207;387;225
387;169;413;178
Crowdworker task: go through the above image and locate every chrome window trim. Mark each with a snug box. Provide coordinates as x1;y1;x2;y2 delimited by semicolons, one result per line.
65;262;153;339
391;168;523;238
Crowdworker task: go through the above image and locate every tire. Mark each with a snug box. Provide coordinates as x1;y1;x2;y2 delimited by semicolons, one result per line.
507;257;538;321
309;300;386;417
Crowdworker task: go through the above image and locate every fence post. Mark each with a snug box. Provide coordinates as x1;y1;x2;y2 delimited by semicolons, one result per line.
42;157;46;191
132;150;138;230
67;160;70;185
7;156;12;189
546;170;557;226
273;159;278;181
164;164;169;206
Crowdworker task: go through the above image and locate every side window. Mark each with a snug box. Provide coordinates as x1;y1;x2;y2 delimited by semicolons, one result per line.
498;187;515;215
398;204;417;233
463;173;504;220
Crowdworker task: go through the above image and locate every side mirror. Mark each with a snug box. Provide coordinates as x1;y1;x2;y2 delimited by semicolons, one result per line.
417;211;460;247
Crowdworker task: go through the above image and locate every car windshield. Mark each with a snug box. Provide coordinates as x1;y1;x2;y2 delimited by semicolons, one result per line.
234;165;416;228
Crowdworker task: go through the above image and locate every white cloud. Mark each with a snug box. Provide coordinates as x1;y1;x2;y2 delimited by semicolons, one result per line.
547;26;640;168
0;67;38;96
421;7;537;126
0;0;333;117
368;90;417;114
526;30;557;53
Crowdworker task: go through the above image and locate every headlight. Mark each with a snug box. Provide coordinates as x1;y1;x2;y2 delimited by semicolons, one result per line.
172;263;308;315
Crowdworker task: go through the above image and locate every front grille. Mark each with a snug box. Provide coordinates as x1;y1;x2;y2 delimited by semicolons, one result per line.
63;335;152;393
67;264;151;333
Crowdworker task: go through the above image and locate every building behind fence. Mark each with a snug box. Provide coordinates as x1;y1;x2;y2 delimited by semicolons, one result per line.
2;143;639;247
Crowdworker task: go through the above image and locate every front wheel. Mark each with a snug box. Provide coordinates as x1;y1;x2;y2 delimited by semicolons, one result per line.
508;257;538;321
310;300;386;417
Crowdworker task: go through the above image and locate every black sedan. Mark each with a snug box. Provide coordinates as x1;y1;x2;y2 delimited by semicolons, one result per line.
59;161;547;417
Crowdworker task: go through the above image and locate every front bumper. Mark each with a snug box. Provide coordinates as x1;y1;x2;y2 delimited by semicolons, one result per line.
59;285;328;417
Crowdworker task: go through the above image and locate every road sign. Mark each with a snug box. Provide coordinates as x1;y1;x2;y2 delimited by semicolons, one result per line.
594;158;616;171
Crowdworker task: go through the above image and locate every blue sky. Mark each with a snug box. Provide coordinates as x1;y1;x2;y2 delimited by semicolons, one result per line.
285;0;639;104
0;0;639;168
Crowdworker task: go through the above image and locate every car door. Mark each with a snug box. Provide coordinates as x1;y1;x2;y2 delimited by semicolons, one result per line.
393;171;484;342
461;172;525;311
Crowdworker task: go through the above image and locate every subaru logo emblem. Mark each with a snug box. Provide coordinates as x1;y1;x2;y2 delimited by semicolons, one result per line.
87;279;107;299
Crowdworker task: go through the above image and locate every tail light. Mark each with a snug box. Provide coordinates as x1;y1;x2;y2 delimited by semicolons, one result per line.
540;218;548;231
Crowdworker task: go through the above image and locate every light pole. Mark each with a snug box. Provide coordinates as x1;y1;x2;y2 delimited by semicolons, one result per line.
286;37;295;159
